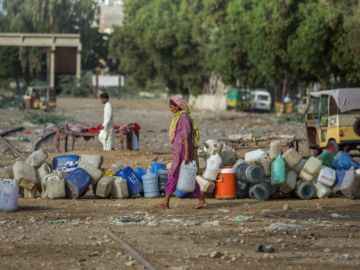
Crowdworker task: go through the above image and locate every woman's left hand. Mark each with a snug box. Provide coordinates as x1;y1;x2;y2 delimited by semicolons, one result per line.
184;152;190;164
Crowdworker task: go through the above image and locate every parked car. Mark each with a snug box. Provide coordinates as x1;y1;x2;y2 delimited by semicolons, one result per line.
251;90;271;112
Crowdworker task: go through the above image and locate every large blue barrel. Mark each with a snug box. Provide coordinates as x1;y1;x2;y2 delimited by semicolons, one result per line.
53;155;79;170
142;172;160;198
157;168;169;193
151;163;166;174
332;151;358;170
65;168;91;199
116;166;143;197
174;187;190;198
333;170;346;197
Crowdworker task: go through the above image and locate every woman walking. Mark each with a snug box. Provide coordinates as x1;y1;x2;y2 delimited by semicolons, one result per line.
153;96;208;210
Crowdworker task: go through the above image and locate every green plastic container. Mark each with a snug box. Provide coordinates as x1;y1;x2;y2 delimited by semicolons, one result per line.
271;155;285;187
317;151;335;169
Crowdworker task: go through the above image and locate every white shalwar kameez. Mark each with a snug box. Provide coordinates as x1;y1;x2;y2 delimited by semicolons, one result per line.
99;102;115;151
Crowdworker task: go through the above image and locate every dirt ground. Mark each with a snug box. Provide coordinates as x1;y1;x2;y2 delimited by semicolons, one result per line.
1;98;360;270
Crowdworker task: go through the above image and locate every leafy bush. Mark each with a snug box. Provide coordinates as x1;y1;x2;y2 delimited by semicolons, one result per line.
58;72;93;97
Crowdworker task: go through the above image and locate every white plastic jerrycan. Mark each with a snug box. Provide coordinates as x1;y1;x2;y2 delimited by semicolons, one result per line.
202;154;222;181
177;161;198;192
0;179;19;212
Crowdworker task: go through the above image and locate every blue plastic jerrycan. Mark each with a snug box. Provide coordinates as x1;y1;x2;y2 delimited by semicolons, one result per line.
116;166;143;197
65;168;91;199
332;151;359;170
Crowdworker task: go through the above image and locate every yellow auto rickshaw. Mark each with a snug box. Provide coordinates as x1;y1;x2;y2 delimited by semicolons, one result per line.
22;86;56;111
305;89;360;156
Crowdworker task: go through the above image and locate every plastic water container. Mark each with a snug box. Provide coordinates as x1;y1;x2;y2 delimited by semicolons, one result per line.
215;166;237;199
317;151;335;169
253;181;273;201
151;163;166;174
177;161;198;192
25;148;48;168
282;148;302;170
248;183;256;199
79;154;103;169
202;154;222;181
245;149;265;164
279;170;297;194
52;155;79;170
64;168;91;199
96;176;115;198
79;161;103;186
134;168;147;182
111;177;129;199
300;157;322;182
24;187;37;198
13;161;37;190
157;168;169;193
341;167;358;197
261;156;272;177
174;187;190;198
333;170;346;196
295;180;315;200
107;162;123;176
196;175;215;193
271;155;285;187
42;174;66;199
116;166;143;197
206;140;223;155
0;166;14;179
313;177;332;199
198;149;210;173
0;179;2;194
220;150;238;166
235;163;263;184
269;140;281;160
36;162;52;187
142;169;160;198
0;179;18;211
232;159;245;170
293;160;306;174
236;179;249;199
333;151;358;170
317;165;336;187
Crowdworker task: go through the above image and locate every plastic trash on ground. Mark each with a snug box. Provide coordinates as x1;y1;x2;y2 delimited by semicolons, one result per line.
36;162;52;187
300;157;322;182
220;150;238;166
279;170;297;194
264;222;304;231
13;161;37;190
245;149;265;164
111;177;129;199
282;148;302;170
317;165;336;187
79;154;103;169
236;215;252;221
196;175;215;193
202;220;220;226
202;154;222;181
78;161;103;186
313;177;332;199
96;176;115;198
0;179;19;212
41;173;66;199
25;148;48;168
269;140;281;160
341;167;357;197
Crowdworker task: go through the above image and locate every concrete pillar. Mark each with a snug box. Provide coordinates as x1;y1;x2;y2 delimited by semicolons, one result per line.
50;46;55;87
76;45;82;81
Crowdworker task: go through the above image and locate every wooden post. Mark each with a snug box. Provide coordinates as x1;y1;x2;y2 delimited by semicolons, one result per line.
56;128;60;153
119;130;124;150
63;135;68;152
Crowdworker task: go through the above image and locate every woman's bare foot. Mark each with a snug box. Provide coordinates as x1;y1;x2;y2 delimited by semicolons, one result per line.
191;198;208;209
153;203;170;209
153;195;171;209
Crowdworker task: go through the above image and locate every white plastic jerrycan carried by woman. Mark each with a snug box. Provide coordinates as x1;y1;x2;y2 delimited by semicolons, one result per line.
0;179;19;212
177;161;198;192
202;154;222;181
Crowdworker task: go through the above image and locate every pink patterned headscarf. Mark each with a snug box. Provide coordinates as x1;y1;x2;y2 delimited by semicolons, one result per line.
169;96;188;143
170;96;186;111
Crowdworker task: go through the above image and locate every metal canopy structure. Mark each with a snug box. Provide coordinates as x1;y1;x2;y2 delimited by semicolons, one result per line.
0;33;82;87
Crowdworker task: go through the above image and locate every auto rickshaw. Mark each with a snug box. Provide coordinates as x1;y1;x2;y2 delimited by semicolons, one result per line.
226;88;252;111
21;86;56;111
305;89;360;156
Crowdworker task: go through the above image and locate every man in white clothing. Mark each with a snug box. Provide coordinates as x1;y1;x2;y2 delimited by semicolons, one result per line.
99;93;115;150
